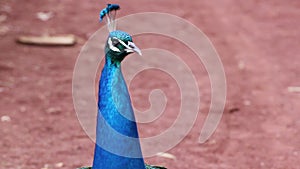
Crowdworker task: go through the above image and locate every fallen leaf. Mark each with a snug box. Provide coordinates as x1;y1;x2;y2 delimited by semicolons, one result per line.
17;34;76;46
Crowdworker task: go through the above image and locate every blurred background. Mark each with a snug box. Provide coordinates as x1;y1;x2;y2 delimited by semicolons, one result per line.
0;0;299;169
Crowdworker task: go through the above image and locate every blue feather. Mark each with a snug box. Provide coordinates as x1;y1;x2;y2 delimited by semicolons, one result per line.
107;4;120;11
99;4;120;22
92;30;146;169
90;4;167;169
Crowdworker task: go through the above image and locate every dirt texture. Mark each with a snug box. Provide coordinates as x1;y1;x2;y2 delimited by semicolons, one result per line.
1;0;299;169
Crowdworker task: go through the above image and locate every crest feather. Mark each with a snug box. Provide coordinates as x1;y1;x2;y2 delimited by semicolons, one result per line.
99;4;120;32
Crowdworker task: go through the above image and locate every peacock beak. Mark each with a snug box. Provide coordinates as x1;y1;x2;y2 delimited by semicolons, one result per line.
126;41;142;56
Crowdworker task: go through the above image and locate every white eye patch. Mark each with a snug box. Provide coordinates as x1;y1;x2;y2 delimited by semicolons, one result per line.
116;38;132;50
108;37;134;53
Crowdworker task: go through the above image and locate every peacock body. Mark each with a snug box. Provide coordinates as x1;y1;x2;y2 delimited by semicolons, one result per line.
80;4;167;169
92;30;146;169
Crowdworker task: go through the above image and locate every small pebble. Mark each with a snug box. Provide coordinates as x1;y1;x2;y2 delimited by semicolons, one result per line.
46;107;62;115
1;115;11;122
156;152;176;160
55;162;64;168
293;151;298;156
228;107;240;113
208;139;217;145
20;106;27;113
0;25;9;35
243;100;251;106
1;5;12;13
41;164;49;169
238;61;245;70
0;14;7;23
288;86;300;93
36;11;53;21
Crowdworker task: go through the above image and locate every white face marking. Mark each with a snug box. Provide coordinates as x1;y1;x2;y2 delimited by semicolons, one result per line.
108;37;121;52
108;37;141;55
116;38;131;49
114;38;139;54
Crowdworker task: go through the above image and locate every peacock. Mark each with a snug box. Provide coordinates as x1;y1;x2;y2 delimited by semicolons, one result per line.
78;4;167;169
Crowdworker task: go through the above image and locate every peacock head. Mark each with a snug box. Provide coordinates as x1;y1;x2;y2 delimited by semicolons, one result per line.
105;30;142;63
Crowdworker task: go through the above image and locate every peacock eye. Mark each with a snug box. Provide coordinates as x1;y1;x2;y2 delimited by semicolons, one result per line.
112;39;120;46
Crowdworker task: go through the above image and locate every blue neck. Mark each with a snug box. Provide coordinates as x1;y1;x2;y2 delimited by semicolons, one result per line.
92;57;145;169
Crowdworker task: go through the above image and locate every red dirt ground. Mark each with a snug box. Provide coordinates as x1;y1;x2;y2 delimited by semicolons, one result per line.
1;0;300;169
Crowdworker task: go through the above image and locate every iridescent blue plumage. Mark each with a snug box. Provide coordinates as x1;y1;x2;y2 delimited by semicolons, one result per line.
89;4;166;169
92;30;146;169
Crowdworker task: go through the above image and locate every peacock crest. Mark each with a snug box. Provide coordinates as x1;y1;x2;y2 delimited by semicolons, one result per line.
99;4;120;32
